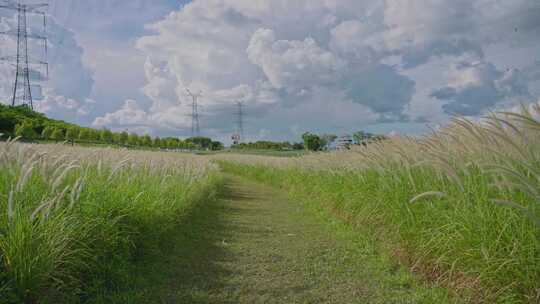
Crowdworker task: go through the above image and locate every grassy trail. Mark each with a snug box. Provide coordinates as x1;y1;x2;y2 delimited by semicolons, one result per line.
108;175;448;303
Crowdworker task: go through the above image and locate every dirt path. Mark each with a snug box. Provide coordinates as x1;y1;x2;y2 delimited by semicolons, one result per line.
113;175;448;303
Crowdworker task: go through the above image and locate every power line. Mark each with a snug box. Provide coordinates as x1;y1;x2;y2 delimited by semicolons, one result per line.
0;0;48;110
185;88;202;137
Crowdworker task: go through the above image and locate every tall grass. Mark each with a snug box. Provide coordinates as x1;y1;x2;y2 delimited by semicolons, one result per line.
0;140;223;303
218;105;540;303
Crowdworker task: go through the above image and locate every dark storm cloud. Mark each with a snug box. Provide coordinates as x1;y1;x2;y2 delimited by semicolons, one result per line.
342;64;415;119
431;62;530;116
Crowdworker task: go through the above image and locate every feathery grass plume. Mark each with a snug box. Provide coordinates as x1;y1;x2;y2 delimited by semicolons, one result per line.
51;164;81;193
51;185;71;213
97;158;103;175
107;158;131;182
50;161;70;184
500;111;540;131
491;199;540;229
485;164;540;201
15;159;39;193
30;198;51;221
409;191;447;204
51;154;70;170
68;175;86;209
7;185;15;221
214;104;540;301
160;174;173;187
133;191;145;203
483;126;529;160
0;140;221;301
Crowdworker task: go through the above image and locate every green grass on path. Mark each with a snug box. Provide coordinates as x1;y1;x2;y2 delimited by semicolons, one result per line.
97;175;450;303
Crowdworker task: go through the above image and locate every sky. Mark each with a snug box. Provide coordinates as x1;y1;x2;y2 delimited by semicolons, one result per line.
1;0;539;143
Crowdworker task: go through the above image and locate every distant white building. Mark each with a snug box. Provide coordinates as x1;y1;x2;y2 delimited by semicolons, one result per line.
231;133;240;145
336;134;353;150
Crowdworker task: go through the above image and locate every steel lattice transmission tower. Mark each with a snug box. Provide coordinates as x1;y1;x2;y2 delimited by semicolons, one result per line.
185;88;202;137
233;101;244;144
0;0;48;110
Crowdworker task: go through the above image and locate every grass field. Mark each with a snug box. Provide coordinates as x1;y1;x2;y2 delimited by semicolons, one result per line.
0;140;223;303
217;106;540;303
1;105;539;303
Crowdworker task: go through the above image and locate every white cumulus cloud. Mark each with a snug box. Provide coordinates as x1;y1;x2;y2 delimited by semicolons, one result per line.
5;0;537;141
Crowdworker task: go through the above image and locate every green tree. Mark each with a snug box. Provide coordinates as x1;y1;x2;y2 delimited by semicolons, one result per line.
163;138;179;149
41;126;54;140
353;131;377;145
112;132;122;144
65;128;80;142
302;132;322;151
100;129;113;143
353;131;366;145
120;131;129;145
15;122;37;140
50;128;64;141
128;133;140;146
186;137;212;150
89;129;101;141
292;142;304;150
210;141;224;151
78;129;91;141
153;137;162;148
141;135;152;147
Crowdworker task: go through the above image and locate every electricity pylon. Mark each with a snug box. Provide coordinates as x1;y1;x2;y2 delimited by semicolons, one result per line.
0;0;48;110
234;101;244;144
185;88;202;137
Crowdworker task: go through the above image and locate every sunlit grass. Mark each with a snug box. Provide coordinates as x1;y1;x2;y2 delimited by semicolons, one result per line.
0;141;223;303
218;104;540;303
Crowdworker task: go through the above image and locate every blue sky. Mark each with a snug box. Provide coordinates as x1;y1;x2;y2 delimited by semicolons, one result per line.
1;0;539;142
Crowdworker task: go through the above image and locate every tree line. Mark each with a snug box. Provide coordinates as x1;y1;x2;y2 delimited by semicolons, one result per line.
0;104;224;150
232;141;304;151
231;132;387;152
1;104;385;152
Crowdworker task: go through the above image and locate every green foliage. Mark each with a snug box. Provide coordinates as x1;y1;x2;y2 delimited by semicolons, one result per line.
163;137;179;149
128;133;140;146
0;104;75;138
352;131;368;144
50;128;64;141
292;142;304;150
0;104;223;151
0;111;18;136
65;127;79;141
302;132;322;151
100;129;113;143
210;141;224;151
232;141;301;151
78;128;91;141
112;132;122;144
41;126;54;140
141;135;152;147
186;137;213;150
119;131;129;145
88;129;101;141
352;131;387;145
14;123;37;140
153;137;162;148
